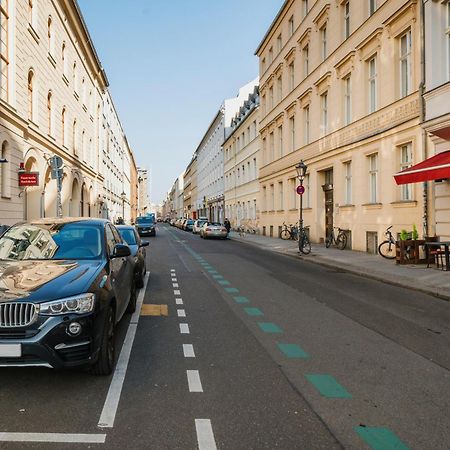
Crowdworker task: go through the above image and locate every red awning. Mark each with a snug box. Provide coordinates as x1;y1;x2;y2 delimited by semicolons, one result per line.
394;151;450;185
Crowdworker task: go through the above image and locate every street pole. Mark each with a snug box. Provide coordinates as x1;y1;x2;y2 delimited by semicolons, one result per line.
299;176;303;235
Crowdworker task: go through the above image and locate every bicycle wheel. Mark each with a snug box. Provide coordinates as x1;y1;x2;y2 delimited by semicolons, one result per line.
280;229;291;240
336;233;347;250
378;240;396;259
299;234;311;254
325;234;333;248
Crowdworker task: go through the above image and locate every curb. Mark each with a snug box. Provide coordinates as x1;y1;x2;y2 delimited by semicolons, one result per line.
230;236;450;302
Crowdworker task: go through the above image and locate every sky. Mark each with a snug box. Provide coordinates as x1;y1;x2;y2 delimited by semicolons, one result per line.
77;0;282;204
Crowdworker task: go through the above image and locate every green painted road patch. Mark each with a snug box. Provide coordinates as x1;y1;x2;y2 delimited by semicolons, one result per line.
305;374;351;398
277;343;309;358
233;296;250;304
218;280;231;286
355;427;410;450
225;288;239;293
244;307;263;316
212;274;223;279
258;322;282;333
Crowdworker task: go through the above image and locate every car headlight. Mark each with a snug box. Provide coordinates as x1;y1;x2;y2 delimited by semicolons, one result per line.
39;293;95;316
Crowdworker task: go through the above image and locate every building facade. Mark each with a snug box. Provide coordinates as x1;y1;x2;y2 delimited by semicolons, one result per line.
256;0;424;250
224;86;260;230
0;0;136;225
137;167;149;216
183;153;197;219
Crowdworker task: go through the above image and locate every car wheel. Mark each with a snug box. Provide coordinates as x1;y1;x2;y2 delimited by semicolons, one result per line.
127;282;137;313
91;305;115;376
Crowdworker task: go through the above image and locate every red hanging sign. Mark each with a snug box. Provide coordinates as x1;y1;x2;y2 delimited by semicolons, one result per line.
19;172;39;187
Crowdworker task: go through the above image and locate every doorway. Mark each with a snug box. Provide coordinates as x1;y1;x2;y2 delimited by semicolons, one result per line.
322;169;334;240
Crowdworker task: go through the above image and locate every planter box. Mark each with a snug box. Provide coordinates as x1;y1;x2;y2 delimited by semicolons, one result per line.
396;240;427;264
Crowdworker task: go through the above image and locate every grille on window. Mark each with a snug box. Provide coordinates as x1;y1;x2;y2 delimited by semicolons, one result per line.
0;303;37;328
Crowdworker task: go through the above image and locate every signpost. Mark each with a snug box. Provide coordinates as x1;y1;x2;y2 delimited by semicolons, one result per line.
49;155;63;217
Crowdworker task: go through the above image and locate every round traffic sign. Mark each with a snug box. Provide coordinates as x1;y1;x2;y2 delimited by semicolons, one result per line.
296;185;305;195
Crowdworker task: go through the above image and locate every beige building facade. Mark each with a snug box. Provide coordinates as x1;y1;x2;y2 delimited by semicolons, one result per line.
256;0;425;250
0;0;136;225
224;88;260;230
183;153;197;219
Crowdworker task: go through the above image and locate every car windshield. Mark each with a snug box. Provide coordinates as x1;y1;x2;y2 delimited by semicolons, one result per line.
196;221;206;226
118;228;137;245
208;222;222;226
0;222;103;261
136;217;153;224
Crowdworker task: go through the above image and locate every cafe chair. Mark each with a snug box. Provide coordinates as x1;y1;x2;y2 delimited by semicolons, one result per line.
426;245;446;270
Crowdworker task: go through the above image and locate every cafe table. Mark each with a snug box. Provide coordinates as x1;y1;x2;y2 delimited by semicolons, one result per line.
424;241;450;271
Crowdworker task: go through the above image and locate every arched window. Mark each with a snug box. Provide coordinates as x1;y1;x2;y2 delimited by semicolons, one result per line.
47;91;52;134
73;62;77;92
81;129;85;161
73;119;77;154
61;107;66;146
47;17;53;54
81;77;86;104
62;42;68;77
1;141;11;198
0;0;9;101
28;0;34;26
28;70;34;121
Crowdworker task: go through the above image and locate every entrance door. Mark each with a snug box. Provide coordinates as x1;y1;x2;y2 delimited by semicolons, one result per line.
322;169;334;240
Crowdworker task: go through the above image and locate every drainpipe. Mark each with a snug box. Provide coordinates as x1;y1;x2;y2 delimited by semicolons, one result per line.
419;0;429;237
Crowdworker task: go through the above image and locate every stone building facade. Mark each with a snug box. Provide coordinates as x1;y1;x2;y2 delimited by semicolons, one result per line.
256;0;424;250
0;0;136;225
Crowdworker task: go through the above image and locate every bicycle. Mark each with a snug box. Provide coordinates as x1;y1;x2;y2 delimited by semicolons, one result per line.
325;227;348;250
378;226;396;259
298;226;311;254
280;222;298;240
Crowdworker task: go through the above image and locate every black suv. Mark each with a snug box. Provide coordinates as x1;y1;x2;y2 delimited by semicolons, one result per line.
0;218;135;375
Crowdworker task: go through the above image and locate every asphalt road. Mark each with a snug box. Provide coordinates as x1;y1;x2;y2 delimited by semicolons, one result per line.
0;222;449;449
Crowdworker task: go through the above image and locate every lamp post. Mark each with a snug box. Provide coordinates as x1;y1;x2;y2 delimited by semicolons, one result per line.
121;191;126;223
295;160;309;253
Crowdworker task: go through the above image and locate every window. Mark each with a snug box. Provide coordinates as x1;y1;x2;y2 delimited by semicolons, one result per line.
47;91;52;135
277;34;282;53
269;132;274;162
61;108;66;146
400;143;413;201
304;174;310;208
288;16;294;37
303;105;310;144
270;184;275;210
290;178;297;209
269;85;274;110
303;45;309;77
81;130;85;161
27;70;34;121
73;119;77;154
253;158;257;179
302;0;309;18
28;0;36;27
344;75;352;125
262;186;267;211
289;62;294;91
62;43;68;77
399;29;412;98
278;181;284;210
1;140;10;198
343;1;350;39
268;47;273;64
321;92;328;136
369;0;377;16
321;25;327;61
47;17;53;54
368;56;377;113
261;58;266;73
73;62;77;92
278;125;283;158
290;116;295;151
344;161;352;204
369;153;378;203
0;0;8;101
277;75;282;102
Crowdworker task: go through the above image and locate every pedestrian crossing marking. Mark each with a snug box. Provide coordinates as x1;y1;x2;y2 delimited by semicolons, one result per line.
140;304;168;316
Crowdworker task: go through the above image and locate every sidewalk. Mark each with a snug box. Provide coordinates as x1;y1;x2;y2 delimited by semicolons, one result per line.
228;231;450;301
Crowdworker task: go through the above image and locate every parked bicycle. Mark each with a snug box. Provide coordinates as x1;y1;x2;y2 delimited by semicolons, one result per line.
325;227;348;250
280;222;298;240
378;226;396;259
298;225;311;254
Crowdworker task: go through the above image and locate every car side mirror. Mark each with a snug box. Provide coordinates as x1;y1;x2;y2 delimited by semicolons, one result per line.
140;241;149;247
111;243;131;258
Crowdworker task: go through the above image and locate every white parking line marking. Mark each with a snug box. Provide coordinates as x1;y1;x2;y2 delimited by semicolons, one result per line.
183;344;195;358
177;309;186;317
171;269;176;272
0;433;106;443
176;298;183;305
187;370;203;392
173;283;179;288
98;273;150;428
174;290;181;295
195;419;217;450
180;323;190;334
171;278;177;282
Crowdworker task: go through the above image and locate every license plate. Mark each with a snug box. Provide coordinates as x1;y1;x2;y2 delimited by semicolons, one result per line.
0;344;22;357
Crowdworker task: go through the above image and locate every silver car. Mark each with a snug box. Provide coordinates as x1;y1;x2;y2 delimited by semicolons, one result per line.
200;222;228;239
193;220;207;234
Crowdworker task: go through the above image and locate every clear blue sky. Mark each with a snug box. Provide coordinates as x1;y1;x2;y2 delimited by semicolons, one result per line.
78;0;282;204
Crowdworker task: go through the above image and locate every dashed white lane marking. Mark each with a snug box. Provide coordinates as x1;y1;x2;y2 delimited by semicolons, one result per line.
174;290;181;295
171;269;176;272
177;309;186;317
195;419;217;450
187;370;203;392
183;344;195;357
176;298;183;305
172;278;177;282
0;433;106;444
179;323;190;334
98;273;150;428
173;283;179;288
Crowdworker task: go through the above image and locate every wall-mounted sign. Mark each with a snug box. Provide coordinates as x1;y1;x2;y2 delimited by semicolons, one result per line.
19;172;39;187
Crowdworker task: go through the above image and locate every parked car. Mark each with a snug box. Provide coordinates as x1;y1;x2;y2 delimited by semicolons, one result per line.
135;216;156;237
192;220;207;234
0;218;136;375
179;219;187;230
184;219;195;232
116;225;149;288
200;222;229;239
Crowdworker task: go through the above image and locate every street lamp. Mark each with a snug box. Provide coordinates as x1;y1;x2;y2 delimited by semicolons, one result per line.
121;191;126;223
295;160;308;253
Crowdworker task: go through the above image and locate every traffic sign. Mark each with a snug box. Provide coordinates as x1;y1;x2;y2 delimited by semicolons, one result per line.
296;185;305;195
49;155;63;170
